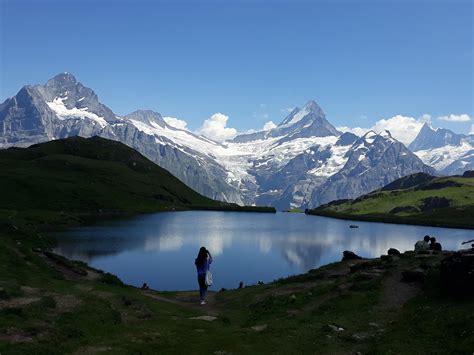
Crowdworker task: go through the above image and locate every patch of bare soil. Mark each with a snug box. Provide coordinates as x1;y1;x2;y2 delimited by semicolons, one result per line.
38;252;101;282
91;290;115;299
39;253;84;281
0;296;41;309
378;270;421;310
0;327;36;344
74;284;94;292
188;315;217;321
72;345;113;354
53;294;82;311
326;260;366;278
84;269;102;281
142;290;219;316
0;285;43;309
20;286;40;294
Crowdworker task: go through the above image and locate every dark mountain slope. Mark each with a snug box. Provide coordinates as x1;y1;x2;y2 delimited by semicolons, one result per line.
0;136;273;215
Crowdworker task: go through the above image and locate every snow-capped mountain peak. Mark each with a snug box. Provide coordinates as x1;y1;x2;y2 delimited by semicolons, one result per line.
231;99;340;143
409;123;463;151
46;72;78;87
278;100;324;127
124;110;168;128
409;123;474;175
0;73;441;209
278;107;301;126
278;107;302;126
46;96;108;128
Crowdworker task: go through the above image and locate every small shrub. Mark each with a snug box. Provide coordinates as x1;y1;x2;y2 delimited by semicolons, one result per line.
218;315;231;325
101;273;124;286
39;296;57;309
0;289;11;300
0;307;25;319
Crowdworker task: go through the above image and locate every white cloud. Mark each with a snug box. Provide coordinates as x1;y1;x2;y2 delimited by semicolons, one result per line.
420;113;432;122
437;114;471;122
371;115;430;145
163;116;188;130
263;121;277;131
470;124;474;135
337;114;431;146
196;112;237;142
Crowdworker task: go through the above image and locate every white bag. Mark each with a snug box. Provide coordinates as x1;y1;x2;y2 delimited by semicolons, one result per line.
205;271;213;286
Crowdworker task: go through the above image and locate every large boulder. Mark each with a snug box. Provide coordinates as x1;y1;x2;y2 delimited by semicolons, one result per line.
388;248;401;256
342;251;363;261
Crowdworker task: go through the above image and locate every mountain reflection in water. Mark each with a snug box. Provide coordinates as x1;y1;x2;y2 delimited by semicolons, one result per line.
54;211;471;291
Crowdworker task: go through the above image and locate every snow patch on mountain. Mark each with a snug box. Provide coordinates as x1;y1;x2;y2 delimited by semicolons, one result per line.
364;131;377;144
307;143;349;177
279;106;311;127
47;97;108;127
1;72;446;208
125;110;347;188
414;141;474;170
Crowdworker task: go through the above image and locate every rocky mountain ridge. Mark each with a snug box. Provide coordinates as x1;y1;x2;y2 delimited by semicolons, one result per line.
409;123;474;175
0;73;442;208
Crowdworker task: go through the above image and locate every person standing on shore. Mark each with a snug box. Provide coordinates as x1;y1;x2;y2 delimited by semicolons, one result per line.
195;247;213;305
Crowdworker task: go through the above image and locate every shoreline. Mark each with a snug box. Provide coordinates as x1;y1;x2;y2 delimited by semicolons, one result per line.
305;209;474;230
50;209;471;293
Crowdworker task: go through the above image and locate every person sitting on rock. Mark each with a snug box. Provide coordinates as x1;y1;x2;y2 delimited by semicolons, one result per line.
429;237;442;251
415;235;431;252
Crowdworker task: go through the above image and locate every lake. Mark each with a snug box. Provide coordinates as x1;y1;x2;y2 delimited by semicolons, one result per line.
53;211;473;291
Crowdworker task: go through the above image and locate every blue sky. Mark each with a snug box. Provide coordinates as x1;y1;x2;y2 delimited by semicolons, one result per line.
1;0;473;137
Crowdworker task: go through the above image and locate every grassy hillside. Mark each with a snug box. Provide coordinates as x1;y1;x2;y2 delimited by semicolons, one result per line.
0;136;274;226
306;172;474;229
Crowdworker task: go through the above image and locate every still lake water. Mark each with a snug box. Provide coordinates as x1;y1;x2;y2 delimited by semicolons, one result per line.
54;211;473;291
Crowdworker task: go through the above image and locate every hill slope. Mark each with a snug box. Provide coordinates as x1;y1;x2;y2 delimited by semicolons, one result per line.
306;171;474;229
0;136;273;221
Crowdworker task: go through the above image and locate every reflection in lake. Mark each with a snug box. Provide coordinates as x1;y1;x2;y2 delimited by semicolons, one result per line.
54;211;472;291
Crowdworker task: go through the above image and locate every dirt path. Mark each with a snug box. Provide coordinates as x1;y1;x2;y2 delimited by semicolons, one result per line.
34;249;424;321
38;252;101;281
141;290;220;316
378;269;421;310
36;249;220;315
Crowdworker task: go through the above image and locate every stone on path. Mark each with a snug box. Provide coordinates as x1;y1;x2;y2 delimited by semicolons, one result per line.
327;324;345;332
251;324;268;332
